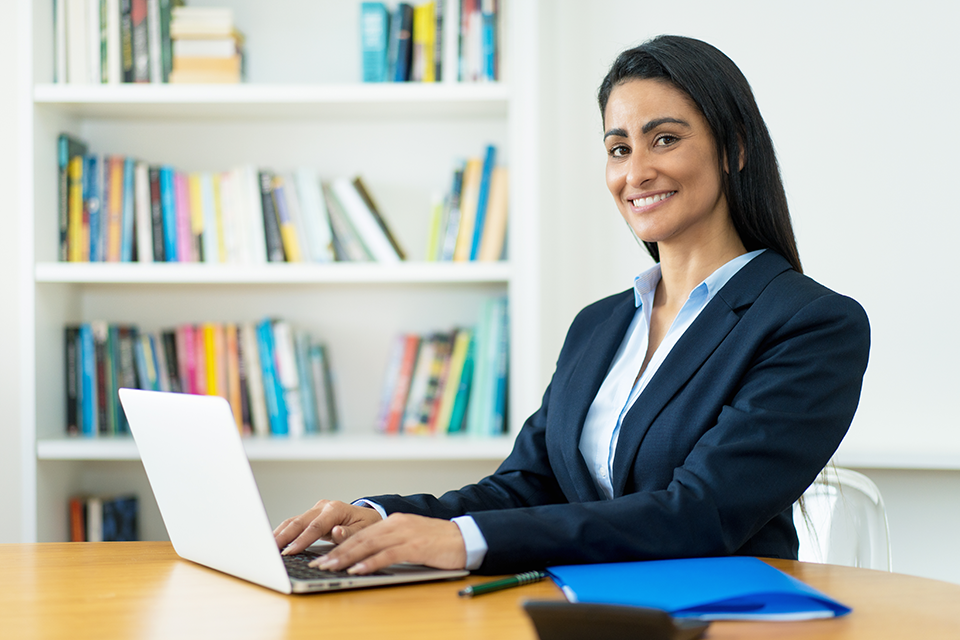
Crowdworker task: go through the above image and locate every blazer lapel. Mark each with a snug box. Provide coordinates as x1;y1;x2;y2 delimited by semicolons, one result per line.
557;291;636;502
610;251;793;497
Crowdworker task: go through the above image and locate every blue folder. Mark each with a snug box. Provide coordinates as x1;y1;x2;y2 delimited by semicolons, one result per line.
547;557;851;621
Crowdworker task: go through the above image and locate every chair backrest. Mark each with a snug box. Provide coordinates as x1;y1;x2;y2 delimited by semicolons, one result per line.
793;467;893;571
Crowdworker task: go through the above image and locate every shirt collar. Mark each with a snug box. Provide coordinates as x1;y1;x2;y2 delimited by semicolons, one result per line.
632;249;766;308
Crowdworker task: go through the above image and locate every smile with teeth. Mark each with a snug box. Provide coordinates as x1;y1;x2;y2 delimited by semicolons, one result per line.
631;191;676;207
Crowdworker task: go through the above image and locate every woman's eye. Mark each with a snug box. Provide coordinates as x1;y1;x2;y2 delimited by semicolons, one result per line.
608;145;629;157
654;134;679;147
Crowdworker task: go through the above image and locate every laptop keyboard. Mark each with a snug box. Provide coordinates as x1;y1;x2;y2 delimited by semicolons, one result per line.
283;551;388;581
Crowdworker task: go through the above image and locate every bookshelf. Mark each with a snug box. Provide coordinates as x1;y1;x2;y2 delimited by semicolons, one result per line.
21;0;542;542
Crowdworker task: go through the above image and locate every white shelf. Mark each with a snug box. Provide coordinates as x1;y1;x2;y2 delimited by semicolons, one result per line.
33;82;510;120
37;434;515;462
835;445;960;471
35;261;513;284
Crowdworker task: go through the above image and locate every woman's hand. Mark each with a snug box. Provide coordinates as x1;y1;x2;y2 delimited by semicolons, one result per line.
273;499;383;556
308;512;467;575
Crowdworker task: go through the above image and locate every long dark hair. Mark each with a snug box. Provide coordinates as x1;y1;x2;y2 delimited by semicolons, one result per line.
598;35;802;273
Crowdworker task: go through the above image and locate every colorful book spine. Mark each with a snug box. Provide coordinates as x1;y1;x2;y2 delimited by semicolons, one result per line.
85;155;103;262
469;144;497;259
120;157;136;261
361;2;390;82
256;319;288;435
174;171;192;262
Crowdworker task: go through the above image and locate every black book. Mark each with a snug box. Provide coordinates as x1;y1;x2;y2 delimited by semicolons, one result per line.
161;330;181;393
258;171;286;262
65;326;80;435
120;0;133;82
148;166;164;261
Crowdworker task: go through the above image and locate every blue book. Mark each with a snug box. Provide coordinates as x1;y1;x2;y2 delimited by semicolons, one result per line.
256;320;288;435
120;157;136;261
481;6;497;80
548;557;851;621
293;330;319;434
159;166;178;262
469;145;497;260
360;2;389;82
489;297;509;435
447;333;475;434
388;3;413;82
79;323;96;436
85;155;103;262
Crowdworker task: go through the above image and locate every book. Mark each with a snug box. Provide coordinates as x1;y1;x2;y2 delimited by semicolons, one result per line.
65;326;80;435
401;333;440;434
120;157;136;261
159;165;177;261
309;343;339;432
147;0;162;83
240;166;268;264
55;0;68;83
259;171;286;262
67;154;86;261
452;157;482;261
441;0;460;83
322;182;373;261
134;161;152;261
387;3;414;82
272;320;305;437
361;2;390;83
58;133;88;261
353;177;406;260
225;323;243;431
330;178;401;263
547;557;851;621
105;0;122;83
272;176;303;263
240;322;269;437
411;2;436;83
174;171;192;262
120;0;133;82
446;331;475;434
104;156;124;261
376;334;407;432
469;144;497;260
381;334;420;433
85;154;103;262
256;319;288;435
148;166;164;261
131;0;149;82
70;494;138;541
79;323;96;435
293;329;319;434
293;168;335;263
476;165;508;261
431;328;471;433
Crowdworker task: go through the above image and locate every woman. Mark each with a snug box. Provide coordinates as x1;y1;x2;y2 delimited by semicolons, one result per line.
274;35;870;576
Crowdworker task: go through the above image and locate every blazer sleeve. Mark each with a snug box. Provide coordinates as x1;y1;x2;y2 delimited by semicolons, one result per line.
463;291;870;574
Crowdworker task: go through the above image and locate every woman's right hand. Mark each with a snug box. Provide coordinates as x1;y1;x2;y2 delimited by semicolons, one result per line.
273;500;383;556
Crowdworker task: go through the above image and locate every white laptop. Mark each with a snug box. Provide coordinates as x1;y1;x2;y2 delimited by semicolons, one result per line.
118;388;469;594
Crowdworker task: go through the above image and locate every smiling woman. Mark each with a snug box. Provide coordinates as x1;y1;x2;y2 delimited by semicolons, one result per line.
273;35;871;577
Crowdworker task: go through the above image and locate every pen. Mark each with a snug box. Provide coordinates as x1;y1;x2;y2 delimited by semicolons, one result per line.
458;570;547;597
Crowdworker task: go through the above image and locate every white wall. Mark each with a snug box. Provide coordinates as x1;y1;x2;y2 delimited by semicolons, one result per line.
537;0;960;584
0;0;24;542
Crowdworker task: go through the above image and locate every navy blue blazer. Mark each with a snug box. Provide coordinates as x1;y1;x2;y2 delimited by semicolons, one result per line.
370;251;870;574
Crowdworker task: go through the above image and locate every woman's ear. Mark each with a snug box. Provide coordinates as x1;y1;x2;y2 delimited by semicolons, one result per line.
722;141;746;173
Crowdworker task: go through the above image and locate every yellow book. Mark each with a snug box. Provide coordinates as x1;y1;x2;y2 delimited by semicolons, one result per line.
452;158;483;261
225;323;243;432
433;329;472;433
188;173;205;244
68;156;84;262
413;3;436;83
212;174;227;262
203;323;219;396
106;157;124;262
477;166;509;261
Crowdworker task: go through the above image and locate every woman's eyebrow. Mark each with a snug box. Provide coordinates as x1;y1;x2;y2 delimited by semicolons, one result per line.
603;127;628;140
642;117;691;134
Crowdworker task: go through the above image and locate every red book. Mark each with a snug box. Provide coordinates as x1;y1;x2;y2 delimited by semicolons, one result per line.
382;334;421;434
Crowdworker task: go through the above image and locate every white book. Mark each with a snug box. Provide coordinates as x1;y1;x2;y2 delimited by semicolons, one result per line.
86;0;101;83
240;166;268;264
442;0;460;83
86;497;103;542
106;0;122;83
239;323;269;437
55;0;68;83
147;0;162;83
281;172;312;263
200;173;220;264
218;170;241;263
134;161;153;261
272;321;305;437
173;38;237;58
294;168;335;263
330;178;400;263
66;0;89;84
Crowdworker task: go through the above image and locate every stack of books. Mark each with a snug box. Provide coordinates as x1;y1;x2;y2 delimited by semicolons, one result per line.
168;6;245;84
57;134;407;264
361;0;501;83
55;0;178;84
426;143;508;261
68;494;138;542
64;319;339;438
376;295;508;436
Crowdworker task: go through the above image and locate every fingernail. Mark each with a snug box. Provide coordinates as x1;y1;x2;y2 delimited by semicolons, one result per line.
314;557;337;570
347;563;367;575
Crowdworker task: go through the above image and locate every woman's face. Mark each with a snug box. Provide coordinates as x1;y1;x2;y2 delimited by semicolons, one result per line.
603;78;731;254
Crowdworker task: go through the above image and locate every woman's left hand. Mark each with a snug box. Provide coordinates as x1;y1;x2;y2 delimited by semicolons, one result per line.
309;512;467;574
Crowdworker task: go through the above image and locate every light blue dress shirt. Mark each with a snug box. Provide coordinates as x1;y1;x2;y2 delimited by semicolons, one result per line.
364;250;763;570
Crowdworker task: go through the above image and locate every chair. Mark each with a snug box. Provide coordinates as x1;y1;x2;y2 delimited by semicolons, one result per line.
793;467;893;571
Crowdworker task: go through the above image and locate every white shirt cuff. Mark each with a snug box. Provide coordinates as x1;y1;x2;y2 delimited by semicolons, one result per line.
452;515;488;571
352;499;387;520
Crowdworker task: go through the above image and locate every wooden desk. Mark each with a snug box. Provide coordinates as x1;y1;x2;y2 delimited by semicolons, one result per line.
2;542;959;639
